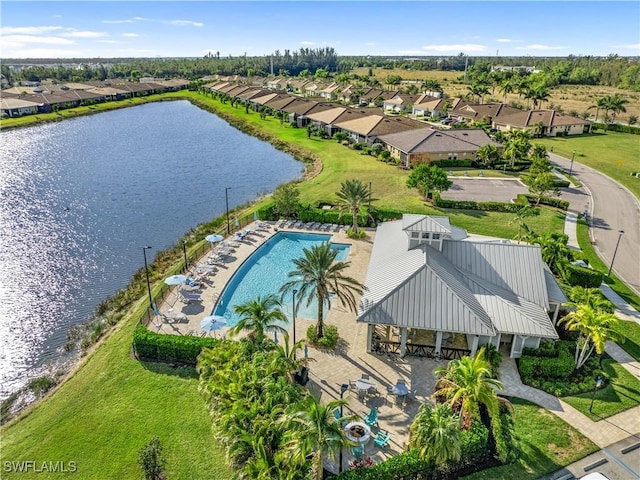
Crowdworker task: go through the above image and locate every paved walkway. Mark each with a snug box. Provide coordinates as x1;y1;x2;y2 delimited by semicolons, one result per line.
564;211;580;249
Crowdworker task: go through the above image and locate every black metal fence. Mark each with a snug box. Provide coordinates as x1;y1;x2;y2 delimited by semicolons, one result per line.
372;339;470;360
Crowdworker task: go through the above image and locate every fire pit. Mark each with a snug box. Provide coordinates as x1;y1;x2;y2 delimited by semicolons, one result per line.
344;421;371;444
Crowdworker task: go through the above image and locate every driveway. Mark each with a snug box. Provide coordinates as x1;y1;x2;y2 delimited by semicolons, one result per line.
441;178;528;202
549;153;640;295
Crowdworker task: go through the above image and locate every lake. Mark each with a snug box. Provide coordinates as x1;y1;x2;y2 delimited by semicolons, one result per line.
0;101;303;397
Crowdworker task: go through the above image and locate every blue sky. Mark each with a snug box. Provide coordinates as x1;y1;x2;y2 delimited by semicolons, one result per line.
1;1;639;59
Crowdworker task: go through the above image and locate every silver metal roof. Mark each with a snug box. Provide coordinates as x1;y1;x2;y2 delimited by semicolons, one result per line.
402;215;452;234
544;266;568;303
358;215;558;339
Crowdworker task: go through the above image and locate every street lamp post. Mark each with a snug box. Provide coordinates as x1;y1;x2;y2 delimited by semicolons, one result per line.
568;150;576;177
590;376;604;413
607;230;624;277
225;187;231;235
182;241;188;270
338;383;349;473
292;289;298;357
368;181;372;210
142;246;153;317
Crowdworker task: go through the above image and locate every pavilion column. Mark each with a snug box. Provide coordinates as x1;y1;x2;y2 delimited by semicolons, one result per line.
399;327;408;356
551;303;561;325
469;335;480;357
493;333;501;350
366;324;374;354
435;331;443;356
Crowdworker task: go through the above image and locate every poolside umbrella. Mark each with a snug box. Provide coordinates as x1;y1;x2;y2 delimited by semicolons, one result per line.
164;274;188;285
200;315;227;338
205;234;224;243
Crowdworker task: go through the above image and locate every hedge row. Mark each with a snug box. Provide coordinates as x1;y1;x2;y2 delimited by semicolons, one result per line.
433;193;515;212
132;324;217;364
518;341;576;382
559;262;604;288
593;123;640;135
431;159;475;168
520;194;570;210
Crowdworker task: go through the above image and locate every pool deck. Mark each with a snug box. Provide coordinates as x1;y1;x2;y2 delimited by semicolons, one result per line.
153;221;446;472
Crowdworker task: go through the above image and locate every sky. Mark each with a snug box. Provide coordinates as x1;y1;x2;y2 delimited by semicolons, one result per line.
1;1;639;59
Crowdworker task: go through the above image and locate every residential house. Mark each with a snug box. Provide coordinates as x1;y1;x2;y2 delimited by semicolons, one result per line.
493;109;592;136
318;82;341;100
357;215;564;359
334;114;425;144
382;93;422;113
1;96;40;117
448;103;521;125
412;97;464;118
377;128;502;167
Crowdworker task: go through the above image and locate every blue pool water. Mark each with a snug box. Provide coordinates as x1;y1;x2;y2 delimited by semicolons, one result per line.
214;232;350;327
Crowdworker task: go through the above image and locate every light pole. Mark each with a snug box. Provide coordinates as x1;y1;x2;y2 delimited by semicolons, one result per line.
338;383;349;473
568;150;576;177
607;230;624;277
225;187;231;235
292;289;298;357
142;246;153;316
368;181;372;210
589;376;604;413
182;241;188;269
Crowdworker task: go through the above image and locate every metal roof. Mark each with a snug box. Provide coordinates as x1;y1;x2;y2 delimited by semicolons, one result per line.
544;266;568;303
402;215;452;233
358;215;558;339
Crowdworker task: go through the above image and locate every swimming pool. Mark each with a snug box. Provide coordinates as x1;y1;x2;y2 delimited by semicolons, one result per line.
214;232;350;327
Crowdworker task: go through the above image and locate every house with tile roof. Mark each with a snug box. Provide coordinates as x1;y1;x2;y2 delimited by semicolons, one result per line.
493;109;592;136
358;215;564;359
376;127;502;167
334;114;425;144
412;97;465;118
383;93;423;113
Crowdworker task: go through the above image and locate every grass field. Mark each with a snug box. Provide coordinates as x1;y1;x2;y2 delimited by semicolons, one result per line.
461;397;598;480
535;132;640;200
562;358;640;420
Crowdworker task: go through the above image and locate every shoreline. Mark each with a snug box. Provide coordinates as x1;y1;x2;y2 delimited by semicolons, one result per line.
1;91;323;421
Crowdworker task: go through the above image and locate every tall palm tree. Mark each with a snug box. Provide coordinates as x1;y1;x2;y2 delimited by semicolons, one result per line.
229;294;288;343
508;204;539;244
605;94;628;124
434;348;504;430
588;96;608;123
336;179;370;234
559;304;622;369
568;286;615;313
281;395;350;480
475;144;500;168
409;403;462;466
281;243;365;339
499;79;514;103
529;85;550;110
467;82;490;103
267;331;313;382
533;233;570;274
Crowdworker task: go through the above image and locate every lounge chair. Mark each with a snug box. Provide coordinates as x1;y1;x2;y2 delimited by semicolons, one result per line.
161;311;187;323
181;284;201;293
179;292;202;303
374;430;391;449
363;408;378;427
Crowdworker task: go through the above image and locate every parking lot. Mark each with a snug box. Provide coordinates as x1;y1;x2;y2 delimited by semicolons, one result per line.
440;177;528;203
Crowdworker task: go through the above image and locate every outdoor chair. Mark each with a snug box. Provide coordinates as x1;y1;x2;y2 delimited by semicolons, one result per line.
179;292;202;303
367;385;378;396
334;408;341;421
181;284;201;293
374;430;391;449
363;408;378;427
161;312;187;323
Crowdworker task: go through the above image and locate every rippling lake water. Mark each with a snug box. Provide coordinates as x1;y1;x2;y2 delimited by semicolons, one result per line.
0;101;303;396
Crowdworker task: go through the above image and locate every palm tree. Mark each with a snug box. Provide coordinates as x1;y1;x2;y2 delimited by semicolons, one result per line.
606;94;628;125
409;403;462;466
467;82;490;103
530;85;550;110
280;243;365;339
588;96;608;123
336;179;370;234
559;304;622;369
499;79;514;103
533;233;570;274
267;331;313;382
434;348;504;430
508;204;539;244
281;395;350;480
475;144;500;168
568;286;615;313
229;294;288;343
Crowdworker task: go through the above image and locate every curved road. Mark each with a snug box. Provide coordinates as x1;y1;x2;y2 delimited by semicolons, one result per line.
549;153;640;295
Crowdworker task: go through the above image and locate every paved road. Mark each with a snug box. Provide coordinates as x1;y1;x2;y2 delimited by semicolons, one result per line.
549;153;640;295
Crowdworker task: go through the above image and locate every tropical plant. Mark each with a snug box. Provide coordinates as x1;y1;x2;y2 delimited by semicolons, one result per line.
406;164;453;200
588;96;608;123
503;130;532;166
559;304;622;369
409;403;462;466
604;94;629;125
528;172;559;205
467;82;490;103
336;179;371;234
525;85;550;109
229;294;288;343
267;331;313;381
475;144;501;168
499;79;515;103
281;395;350;480
534;232;571;273
281;242;364;339
508;204;539;244
568;286;615;313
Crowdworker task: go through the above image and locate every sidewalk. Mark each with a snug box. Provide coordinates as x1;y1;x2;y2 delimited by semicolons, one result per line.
499;358;640;448
564;211;580;249
600;283;640;324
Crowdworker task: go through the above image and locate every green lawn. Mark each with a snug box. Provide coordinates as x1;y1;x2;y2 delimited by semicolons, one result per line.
461;398;599;480
535;132;640;201
562;358;640;420
1;310;232;480
612;320;640;362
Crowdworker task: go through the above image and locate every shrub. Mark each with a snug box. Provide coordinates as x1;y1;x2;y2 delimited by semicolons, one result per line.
370;143;383;155
347;228;367;239
306;324;339;348
27;376;57;396
378;150;391;161
352;142;366;151
483;344;502;378
430;158;475;168
592;123;640;135
132;324;217;364
138;435;166;480
433;193;514;212
560;262;604;288
521;194;569;210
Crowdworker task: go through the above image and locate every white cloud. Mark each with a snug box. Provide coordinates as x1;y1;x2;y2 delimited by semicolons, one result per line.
516;44;567;51
123;33;139;38
97;40;126;44
613;43;640;50
422;44;487;53
0;34;76;46
300;41;316;45
170;20;204;27
62;30;109;38
0;26;63;35
496;38;513;43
